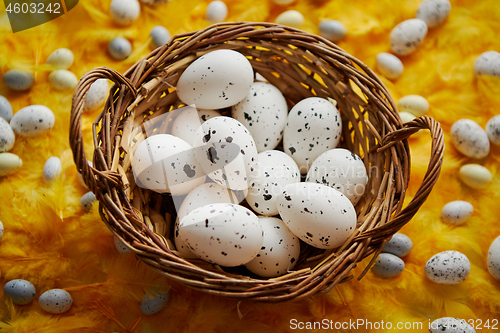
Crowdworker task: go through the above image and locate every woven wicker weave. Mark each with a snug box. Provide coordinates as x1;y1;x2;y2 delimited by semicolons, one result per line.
70;22;444;302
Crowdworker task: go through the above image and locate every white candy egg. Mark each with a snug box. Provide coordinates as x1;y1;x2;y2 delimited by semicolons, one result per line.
49;69;78;90
232;82;288;152
178;203;264;266
176;49;254;109
0;153;23;176
0;95;13;121
246;150;300;216
46;48;74;69
39;289;73;314
10;105;55;136
0;117;15;152
140;291;169;315
171;107;221;146
245;217;300;277
397;95;429;117
306;148;368;205
284;97;342;174
84;79;109;112
275;10;304;28
390;19;428;56
77;160;93;188
193;116;257;191
487;236;500;280
108;37;132;60
425;250;470;284
451;119;489;159
474;51;500;78
486;115;500;145
80;191;96;212
206;1;228;23
429;317;476;333
371;253;405;277
416;0;451;28
459;164;492;189
42;156;62;183
441;201;473;225
277;182;356;249
382;233;413;257
110;0;141;25
376;52;404;80
4;279;36;305
114;236;131;253
3;69;34;91
318;20;347;42
150;26;171;48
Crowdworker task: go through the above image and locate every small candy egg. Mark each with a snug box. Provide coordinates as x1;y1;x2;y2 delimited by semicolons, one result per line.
114;236;131;253
140;291;169;315
382;233;413;257
3;69;34;91
150;26;171;48
486;115;500;145
0;95;13;121
42;156;62;183
397;95;429;117
371;253;405;278
39;289;73;314
429;317;476;333
84;79;109;112
474;51;500;77
399;111;416;123
110;0;141;25
171;107;221;146
80;191;96;212
245;217;300;277
272;0;295;5
425;250;470;284
318;20;347;42
487;235;500;280
3;279;36;305
416;0;451;28
108;37;132;60
450;119;489;159
10;105;55;136
376;52;404;80
390;19;428;56
459;164;492;189
0;220;3;240
206;1;227;23
49;69;78;90
441;201;473;225
275;10;304;28
46;48;74;69
0;153;23;176
77;160;93;188
0;117;15;152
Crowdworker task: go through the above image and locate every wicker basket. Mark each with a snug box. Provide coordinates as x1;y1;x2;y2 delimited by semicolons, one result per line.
70;22;444;302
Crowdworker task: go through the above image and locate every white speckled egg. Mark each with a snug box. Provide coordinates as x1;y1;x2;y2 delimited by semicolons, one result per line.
77;160;93;188
284;97;342;174
416;0;451;28
451;119;489;159
459;164;492;189
132;134;206;195
277;182;356;249
43;156;62;183
245;217;300;277
397;95;429;117
176;50;254;110
376;52;404;80
3;69;34;91
171;107;221;146
487;236;500;280
84;79;109;112
232;82;288;152
206;1;227;23
429;317;476;333
49;69;78;90
39;289;73;314
474;51;500;77
108;37;132;60
382;233;413;257
150;26;171;48
4;279;36;305
110;0;140;25
371;253;405;277
46;48;74;69
0;95;13;121
275;10;304;28
246;150;300;216
178;203;264;266
193;116;257;190
486;115;500;145
80;191;96;212
441;201;473;225
140;291;169;315
425;250;470;284
114;236;131;253
318;20;347;42
390;19;427;56
0;117;15;152
306;148;368;205
10;105;55;136
0;153;23;176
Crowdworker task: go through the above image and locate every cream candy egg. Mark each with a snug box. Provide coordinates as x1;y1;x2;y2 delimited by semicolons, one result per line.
390;19;427;56
110;0;140;25
176;50;254;110
284;97;342;174
450;119;489;159
397;95;429;117
43;156;62;183
108;37;132;60
486;115;500;145
0;96;13;121
416;0;451;28
10;105;55;136
232;82;288;152
441;200;473;225
245;217;300;277
3;69;34;91
382;233;413;257
429;318;476;333
371;253;405;278
473;51;500;77
0;117;15;152
132;134;206;195
277;182;356;249
425;250;471;284
150;26;171;49
399;111;416;124
80;191;96;212
306;148;368;205
275;10;304;28
206;1;228;23
376;53;404;80
487;236;500;280
114;236;131;253
171;107;221;146
178;203;264;267
0;153;23;176
46;48;74;69
4;279;36;305
193;116;257;191
49;69;78;90
318;20;347;42
140;291;169;315
84;79;109;112
39;289;73;314
246;150;300;216
459;164;492;189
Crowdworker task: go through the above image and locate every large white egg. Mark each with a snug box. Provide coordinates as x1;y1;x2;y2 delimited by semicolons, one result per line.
425;251;471;284
487;235;500;280
232;82;288;152
171;107;221;146
276;182;356;249
176;50;254;109
390;19;427;56
10;105;55;136
450;119;489;159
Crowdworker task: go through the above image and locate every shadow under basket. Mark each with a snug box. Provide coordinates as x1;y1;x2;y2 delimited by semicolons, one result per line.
70;22;444;302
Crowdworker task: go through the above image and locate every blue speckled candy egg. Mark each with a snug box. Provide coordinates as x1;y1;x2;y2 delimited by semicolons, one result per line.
39;289;73;314
429;317;476;333
3;69;34;91
371;253;405;278
108;37;132;60
150;26;170;49
10;105;55;136
382;233;413;257
425;251;471;284
4;279;36;305
441;201;473;225
140;291;169;315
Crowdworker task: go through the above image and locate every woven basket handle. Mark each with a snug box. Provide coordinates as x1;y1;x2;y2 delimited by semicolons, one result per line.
70;67;137;192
